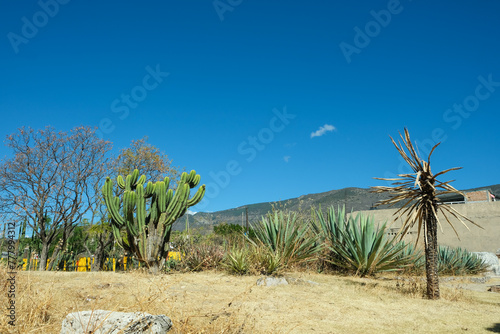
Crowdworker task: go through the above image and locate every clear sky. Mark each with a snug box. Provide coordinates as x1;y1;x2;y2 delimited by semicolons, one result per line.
1;0;499;213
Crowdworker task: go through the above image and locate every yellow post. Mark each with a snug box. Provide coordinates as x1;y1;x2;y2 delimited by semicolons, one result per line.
77;258;87;272
63;261;66;271
123;256;127;271
112;258;116;272
22;258;27;271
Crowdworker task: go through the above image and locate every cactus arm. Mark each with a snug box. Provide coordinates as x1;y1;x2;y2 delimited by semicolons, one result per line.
125;174;132;191
186;170;196;184
190;174;201;187
165;189;173;208
112;224;131;252
148;195;159;226
144;181;156;198
187;184;206;206
165;183;185;217
117;175;126;189
130;169;139;185
136;174;146;186
156;181;166;212
165;184;189;226
136;185;146;237
135;185;147;262
180;172;188;183
102;178;125;226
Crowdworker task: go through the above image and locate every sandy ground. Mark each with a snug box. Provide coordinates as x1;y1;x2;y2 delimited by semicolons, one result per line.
2;270;500;333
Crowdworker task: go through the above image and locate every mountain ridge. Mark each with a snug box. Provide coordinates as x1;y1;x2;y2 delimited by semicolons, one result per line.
172;184;500;231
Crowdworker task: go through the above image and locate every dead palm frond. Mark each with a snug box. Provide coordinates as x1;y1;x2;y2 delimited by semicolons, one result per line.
371;128;481;243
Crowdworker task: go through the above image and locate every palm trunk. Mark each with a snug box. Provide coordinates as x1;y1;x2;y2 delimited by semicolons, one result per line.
424;211;440;299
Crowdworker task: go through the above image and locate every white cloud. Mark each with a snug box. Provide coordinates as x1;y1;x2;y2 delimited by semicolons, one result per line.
310;124;336;138
283;156;291;163
187;209;197;215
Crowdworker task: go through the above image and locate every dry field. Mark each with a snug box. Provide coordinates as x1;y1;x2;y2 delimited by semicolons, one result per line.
1;267;499;334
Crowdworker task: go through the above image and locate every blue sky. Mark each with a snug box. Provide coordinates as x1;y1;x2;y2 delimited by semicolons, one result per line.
1;0;499;213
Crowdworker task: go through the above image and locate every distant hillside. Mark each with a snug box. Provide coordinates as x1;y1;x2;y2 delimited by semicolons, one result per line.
172;184;500;232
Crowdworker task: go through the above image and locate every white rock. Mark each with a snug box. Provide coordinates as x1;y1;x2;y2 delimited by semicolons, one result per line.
491;265;500;276
473;252;500;267
473;252;500;276
256;276;320;286
256;277;288;286
60;310;172;334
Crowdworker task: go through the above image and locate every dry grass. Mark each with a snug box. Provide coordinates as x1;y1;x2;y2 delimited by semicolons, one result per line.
1;265;499;333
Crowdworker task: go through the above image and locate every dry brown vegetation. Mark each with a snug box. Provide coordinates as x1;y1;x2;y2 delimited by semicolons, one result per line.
1;265;499;334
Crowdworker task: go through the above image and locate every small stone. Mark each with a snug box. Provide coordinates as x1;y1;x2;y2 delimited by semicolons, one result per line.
60;310;172;334
488;285;500;293
256;277;288;287
284;277;319;285
95;283;111;289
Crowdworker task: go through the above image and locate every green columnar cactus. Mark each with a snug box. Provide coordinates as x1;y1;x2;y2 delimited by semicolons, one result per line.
101;169;205;272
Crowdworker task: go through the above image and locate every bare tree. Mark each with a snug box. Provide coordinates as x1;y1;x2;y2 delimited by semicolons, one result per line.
114;136;181;183
0;126;112;270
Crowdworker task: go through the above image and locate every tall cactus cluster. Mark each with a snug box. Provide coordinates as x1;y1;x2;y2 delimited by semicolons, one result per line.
101;169;205;271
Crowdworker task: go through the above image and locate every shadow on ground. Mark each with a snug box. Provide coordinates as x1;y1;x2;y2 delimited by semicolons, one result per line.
486;323;500;333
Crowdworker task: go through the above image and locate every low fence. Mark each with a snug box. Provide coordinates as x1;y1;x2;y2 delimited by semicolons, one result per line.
22;252;182;271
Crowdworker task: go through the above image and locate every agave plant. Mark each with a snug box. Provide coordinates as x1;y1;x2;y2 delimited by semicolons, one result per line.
396;242;425;275
314;206;414;277
249;211;321;271
224;246;250;275
372;128;481;299
438;246;488;275
249;246;286;275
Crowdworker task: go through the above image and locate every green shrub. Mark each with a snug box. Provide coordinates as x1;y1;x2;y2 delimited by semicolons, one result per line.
182;243;225;271
397;244;488;276
438;246;488;275
249;246;285;276
313;206;413;277
214;223;244;236
249;211;321;272
223;246;250;275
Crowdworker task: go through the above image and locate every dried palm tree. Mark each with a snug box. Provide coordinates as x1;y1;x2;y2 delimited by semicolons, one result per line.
371;128;481;299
